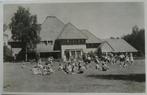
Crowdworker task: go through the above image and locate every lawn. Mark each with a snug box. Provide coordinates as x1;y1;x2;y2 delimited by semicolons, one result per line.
3;59;145;93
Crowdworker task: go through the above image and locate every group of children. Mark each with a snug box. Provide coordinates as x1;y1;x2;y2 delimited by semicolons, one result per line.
31;52;134;75
32;57;54;75
94;52;134;71
58;61;86;74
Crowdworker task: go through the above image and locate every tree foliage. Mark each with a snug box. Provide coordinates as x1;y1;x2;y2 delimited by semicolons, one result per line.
122;25;145;55
9;6;41;49
4;45;13;62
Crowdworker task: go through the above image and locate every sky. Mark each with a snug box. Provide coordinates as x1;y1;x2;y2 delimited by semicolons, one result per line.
4;2;144;39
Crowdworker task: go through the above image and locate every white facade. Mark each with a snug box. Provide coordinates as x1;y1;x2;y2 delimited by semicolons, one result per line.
61;44;86;61
85;48;97;53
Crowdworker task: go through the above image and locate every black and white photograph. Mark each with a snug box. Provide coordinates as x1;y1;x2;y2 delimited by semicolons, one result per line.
3;1;145;93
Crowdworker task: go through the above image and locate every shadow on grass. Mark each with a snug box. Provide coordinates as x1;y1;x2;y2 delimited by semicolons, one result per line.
86;74;145;82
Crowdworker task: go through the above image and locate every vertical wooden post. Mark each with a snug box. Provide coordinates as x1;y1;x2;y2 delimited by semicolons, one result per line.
25;47;27;62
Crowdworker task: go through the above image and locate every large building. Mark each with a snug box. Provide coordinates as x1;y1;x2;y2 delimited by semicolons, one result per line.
7;16;137;61
36;16;102;61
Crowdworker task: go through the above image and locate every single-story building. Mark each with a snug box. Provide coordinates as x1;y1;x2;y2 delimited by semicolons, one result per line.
98;39;138;54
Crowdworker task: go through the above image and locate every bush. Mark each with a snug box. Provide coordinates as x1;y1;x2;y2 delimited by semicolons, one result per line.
3;45;13;62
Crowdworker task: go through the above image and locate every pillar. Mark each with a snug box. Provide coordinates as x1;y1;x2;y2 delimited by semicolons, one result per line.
69;50;71;58
80;50;83;56
75;50;77;59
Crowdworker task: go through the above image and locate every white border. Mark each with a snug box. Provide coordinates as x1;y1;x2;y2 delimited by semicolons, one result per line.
0;1;3;95
0;0;146;95
1;0;146;4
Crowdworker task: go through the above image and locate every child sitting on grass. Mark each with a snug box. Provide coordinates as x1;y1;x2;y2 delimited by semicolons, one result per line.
58;63;64;71
101;62;109;71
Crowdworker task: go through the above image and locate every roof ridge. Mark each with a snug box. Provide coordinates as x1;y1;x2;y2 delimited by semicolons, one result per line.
104;39;137;52
103;41;115;51
81;29;102;42
121;39;138;50
67;22;81;33
56;23;68;39
41;16;64;26
40;16;65;41
57;22;87;39
88;31;101;41
80;30;89;38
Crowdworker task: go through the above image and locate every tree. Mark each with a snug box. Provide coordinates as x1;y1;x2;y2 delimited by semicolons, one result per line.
9;6;41;61
133;29;145;55
4;45;13;62
122;25;145;56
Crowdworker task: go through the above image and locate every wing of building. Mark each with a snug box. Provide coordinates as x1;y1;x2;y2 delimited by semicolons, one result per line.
98;39;138;53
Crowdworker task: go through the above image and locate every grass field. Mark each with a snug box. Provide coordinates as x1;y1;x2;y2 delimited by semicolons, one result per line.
3;59;145;93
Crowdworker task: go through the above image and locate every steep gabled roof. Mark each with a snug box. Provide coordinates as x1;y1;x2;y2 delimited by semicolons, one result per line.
81;29;102;43
57;23;87;39
37;16;65;52
101;39;138;52
98;41;114;52
40;16;65;41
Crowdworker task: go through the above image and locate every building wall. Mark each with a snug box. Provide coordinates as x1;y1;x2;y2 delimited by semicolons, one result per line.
85;43;101;53
85;48;97;53
86;43;100;48
61;44;86;61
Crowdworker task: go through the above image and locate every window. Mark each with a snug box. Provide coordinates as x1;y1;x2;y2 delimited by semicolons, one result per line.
44;41;47;45
67;40;69;44
83;39;85;43
48;41;53;45
62;40;65;44
70;40;72;44
74;40;77;44
78;40;80;44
